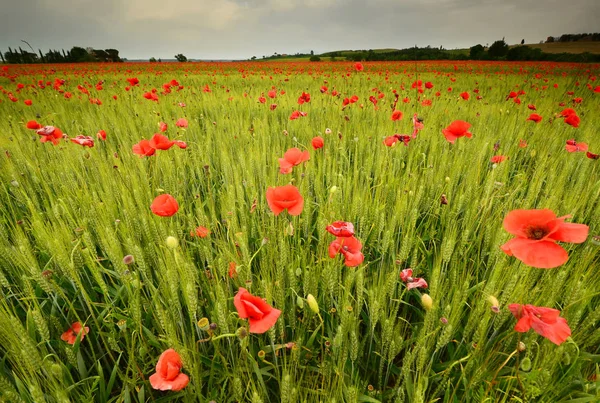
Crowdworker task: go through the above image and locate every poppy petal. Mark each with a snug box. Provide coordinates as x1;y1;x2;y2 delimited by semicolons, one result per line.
503;238;568;269
550;222;589;243
248;307;281;334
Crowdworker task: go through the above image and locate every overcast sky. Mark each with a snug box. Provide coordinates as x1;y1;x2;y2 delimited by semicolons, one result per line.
1;0;599;60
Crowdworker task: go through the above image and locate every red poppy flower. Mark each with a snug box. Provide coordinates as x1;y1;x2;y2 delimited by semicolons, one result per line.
26;120;41;130
519;139;528;148
159;122;168;132
266;185;303;216
97;130;106;140
289;111;307;120
267;89;277;98
399;268;428;290
564;114;580;128
354;62;364;72
297;92;311;105
36;126;63;145
270;103;277;111
326;221;355;237
391;110;403;121
278;148;310;174
508;304;571;345
151;194;179;217
61;322;90;345
560;108;577;118
460;91;469;100
491;155;508;164
311;136;324;150
234;287;281;333
507;91;518;99
425;82;433;89
24;99;32;106
149;349;189;392
526;114;542;123
132;139;156;157
501;209;588;268
175;118;188;128
127;77;139;86
384;135;399;147
528;104;536;110
565;139;588;153
190;226;210;238
586;151;599;160
442;120;472;144
328;236;364;267
70;135;94;147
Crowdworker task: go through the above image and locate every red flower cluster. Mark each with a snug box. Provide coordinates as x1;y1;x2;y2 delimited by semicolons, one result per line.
132;134;187;157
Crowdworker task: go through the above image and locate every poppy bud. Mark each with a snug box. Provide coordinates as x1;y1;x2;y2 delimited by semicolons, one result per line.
329;186;338;194
166;236;179;249
517;341;526;352
306;294;319;314
520;357;532;372
421;294;433;311
445;177;450;183
296;296;304;309
440;194;448;205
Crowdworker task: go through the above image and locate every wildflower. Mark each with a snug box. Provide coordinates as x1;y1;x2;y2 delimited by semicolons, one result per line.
354;62;364;72
36;126;63;145
311;136;324;150
328;236;364;267
151;194;179;217
175;118;188;128
399;268;428;289
526;114;542;123
61;322;90;345
266;185;304;216
441;120;472;144
508;304;571;345
325;221;355;237
149;349;189;391
391;110;403;121
565;139;588;153
501;209;588;268
278;148;309;174
97;130;107;140
191;226;210;238
491;155;508;164
234;287;281;334
70;135;94;147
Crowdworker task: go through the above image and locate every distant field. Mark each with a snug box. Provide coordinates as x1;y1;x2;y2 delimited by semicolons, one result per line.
521;42;600;54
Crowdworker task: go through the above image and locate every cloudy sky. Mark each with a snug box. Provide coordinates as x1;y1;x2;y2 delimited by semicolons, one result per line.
1;0;598;60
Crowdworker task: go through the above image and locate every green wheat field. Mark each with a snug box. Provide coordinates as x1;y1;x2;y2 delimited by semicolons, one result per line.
0;60;599;402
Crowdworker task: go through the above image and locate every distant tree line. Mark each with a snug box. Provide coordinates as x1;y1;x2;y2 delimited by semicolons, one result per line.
469;40;600;62
1;46;122;64
546;33;600;43
314;40;600;63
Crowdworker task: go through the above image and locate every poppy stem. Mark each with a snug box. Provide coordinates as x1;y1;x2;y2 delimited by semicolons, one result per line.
210;333;237;342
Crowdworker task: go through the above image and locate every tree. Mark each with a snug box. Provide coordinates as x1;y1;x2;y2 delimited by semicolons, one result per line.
469;44;485;59
488;39;509;59
521;39;525;45
309;55;321;62
149;57;157;62
174;54;188;62
310;50;314;55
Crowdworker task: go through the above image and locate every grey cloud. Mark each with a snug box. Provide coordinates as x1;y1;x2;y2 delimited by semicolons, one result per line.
1;0;598;60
